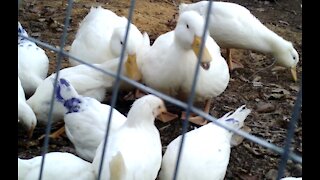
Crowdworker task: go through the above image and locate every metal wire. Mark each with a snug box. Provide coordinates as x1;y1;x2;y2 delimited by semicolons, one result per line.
172;0;213;179
18;0;302;179
35;0;74;179
17;34;302;164
96;0;136;179
276;84;302;180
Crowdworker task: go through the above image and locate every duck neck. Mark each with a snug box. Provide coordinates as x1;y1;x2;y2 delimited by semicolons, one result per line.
125;107;155;128
260;28;288;56
99;58;128;78
172;36;194;63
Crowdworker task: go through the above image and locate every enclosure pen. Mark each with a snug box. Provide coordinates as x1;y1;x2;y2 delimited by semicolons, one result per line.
18;0;302;180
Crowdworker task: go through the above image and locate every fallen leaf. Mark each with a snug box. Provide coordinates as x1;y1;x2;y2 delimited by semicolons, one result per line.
279;20;290;26
38;18;46;22
268;83;283;88
265;169;278;180
256;102;275;113
272;88;290;95
252;76;261;82
266;88;291;99
239;173;260;180
31;32;41;37
231;125;251;146
64;45;71;51
239;75;250;83
253;81;263;87
255;8;265;12
289;85;300;92
271;66;287;71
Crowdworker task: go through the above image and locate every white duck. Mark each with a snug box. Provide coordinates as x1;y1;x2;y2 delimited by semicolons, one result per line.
69;6;145;66
158;105;251;180
27;54;141;125
92;94;166;180
281;177;302;180
18;77;37;138
54;78;127;162
179;1;299;81
138;10;229;125
18;22;49;96
18;152;95;180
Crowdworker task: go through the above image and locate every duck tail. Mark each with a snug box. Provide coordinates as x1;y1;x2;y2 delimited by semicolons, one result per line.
18;22;29;37
142;32;150;48
55;78;79;101
55;78;82;113
220;105;251;129
18;22;30;43
109;152;126;180
178;3;188;14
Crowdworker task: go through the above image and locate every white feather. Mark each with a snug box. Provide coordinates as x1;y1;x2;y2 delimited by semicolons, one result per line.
92;95;163;180
18;152;95;180
179;1;299;68
159;105;251;180
18;77;37;137
18;22;49;96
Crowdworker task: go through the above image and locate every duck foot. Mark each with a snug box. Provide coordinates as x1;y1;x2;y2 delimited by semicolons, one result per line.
229;60;244;71
157;111;179;123
181;111;208;126
27;125;35;139
123;89;147;101
226;48;244;71
38;126;66;140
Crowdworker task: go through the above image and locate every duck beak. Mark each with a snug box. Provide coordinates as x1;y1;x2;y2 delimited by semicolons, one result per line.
290;66;297;82
156;104;168;120
125;54;142;81
192;36;212;70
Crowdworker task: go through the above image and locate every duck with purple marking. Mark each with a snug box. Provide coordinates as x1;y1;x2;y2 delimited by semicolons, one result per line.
27;53;141;127
18;22;49;96
52;78;127;162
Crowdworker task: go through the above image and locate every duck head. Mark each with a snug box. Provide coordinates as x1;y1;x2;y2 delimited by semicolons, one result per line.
174;10;212;70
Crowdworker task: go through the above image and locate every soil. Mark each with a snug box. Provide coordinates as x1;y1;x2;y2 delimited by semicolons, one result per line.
18;0;302;179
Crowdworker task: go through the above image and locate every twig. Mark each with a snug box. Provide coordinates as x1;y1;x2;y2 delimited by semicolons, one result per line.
248;59;276;80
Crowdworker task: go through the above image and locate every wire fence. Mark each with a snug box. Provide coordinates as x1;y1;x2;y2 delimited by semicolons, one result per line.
18;0;302;179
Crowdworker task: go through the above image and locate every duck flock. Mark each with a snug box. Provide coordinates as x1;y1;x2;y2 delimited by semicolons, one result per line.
18;1;301;180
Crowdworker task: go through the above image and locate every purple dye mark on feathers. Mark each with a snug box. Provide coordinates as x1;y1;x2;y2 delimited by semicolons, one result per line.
55;85;64;103
225;118;238;123
59;78;71;87
64;98;82;114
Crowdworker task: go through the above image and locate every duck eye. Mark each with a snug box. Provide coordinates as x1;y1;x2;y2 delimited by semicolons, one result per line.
186;24;189;29
120;41;123;45
158;105;161;109
293;56;296;60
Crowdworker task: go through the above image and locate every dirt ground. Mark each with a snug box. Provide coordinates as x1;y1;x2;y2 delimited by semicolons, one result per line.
18;0;302;179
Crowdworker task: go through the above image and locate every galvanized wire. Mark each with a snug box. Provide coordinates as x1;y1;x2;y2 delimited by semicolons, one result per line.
96;0;136;179
35;0;74;179
17;41;302;164
18;0;302;179
276;84;302;180
172;0;213;179
17;35;302;164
